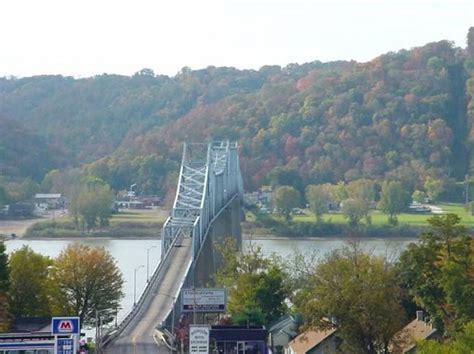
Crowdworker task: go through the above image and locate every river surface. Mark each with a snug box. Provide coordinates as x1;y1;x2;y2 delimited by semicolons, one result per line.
4;237;415;328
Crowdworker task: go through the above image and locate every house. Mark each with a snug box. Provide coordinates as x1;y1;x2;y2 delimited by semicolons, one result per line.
390;311;439;353
268;315;301;354
34;193;64;210
286;328;338;354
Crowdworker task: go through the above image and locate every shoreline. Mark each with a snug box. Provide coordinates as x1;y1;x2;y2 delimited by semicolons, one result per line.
5;233;419;242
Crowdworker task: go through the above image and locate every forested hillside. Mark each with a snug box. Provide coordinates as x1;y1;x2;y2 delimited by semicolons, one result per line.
0;116;63;181
1;29;474;197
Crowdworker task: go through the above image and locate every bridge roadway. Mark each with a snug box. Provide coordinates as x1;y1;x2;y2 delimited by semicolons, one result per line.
105;235;192;354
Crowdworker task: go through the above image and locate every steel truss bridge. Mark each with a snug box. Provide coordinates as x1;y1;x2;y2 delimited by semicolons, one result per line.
105;141;243;354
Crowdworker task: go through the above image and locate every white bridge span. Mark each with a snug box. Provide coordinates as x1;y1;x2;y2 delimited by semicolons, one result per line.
105;141;243;354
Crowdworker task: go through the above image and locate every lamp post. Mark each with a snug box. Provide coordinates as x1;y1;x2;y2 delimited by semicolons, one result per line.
146;245;157;283
95;309;109;354
133;265;144;306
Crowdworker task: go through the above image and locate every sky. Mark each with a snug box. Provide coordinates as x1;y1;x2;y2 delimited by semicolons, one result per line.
0;0;472;78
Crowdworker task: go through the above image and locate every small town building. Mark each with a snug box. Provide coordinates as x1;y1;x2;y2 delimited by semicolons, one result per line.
286;328;338;354
268;315;300;354
34;193;64;210
390;311;439;353
210;325;269;353
0;317;54;353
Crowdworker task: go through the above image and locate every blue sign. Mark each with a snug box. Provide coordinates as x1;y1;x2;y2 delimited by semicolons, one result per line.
57;338;74;354
52;317;80;335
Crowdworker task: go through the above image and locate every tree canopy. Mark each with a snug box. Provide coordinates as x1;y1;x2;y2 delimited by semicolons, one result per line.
214;239;290;326
0;33;473;198
294;245;404;353
9;246;54;317
51;243;124;327
398;214;474;333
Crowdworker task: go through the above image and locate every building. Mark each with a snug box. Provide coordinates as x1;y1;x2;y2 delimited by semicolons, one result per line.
34;193;64;210
287;328;338;354
0;317;54;353
390;311;439;353
268;315;300;354
210;325;269;353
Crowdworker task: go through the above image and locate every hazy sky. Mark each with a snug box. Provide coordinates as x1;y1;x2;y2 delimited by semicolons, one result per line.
0;0;472;78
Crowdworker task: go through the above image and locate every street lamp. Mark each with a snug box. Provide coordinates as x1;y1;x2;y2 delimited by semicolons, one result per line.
95;309;109;354
133;265;144;306
146;245;157;283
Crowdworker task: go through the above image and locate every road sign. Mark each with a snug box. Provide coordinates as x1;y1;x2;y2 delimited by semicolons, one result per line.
52;317;80;335
189;325;209;354
182;288;226;313
56;338;74;354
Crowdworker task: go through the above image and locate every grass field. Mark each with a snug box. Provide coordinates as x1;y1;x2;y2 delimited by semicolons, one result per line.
24;209;166;238
253;203;474;228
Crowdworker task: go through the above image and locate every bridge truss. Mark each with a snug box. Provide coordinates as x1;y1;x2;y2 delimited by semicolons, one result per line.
161;141;243;259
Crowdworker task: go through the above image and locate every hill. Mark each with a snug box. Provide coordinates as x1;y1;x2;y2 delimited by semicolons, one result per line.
1;28;474;197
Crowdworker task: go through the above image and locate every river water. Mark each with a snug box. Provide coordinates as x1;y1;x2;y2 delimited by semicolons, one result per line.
4;237;415;326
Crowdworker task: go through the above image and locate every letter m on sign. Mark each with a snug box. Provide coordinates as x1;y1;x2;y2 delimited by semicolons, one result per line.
52;316;80;335
59;321;72;332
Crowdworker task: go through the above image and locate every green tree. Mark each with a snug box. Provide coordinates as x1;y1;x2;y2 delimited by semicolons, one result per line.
305;184;330;222
398;214;474;332
412;190;426;204
424;176;444;202
295;246;404;353
215;239;290;325
70;178;114;232
341;198;368;227
9;246;54;317
273;186;300;221
377;181;410;225
418;320;474;353
51;243;124;328
0;242;10;332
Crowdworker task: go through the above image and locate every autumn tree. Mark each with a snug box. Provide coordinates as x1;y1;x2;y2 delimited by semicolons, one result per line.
273;186;300;221
378;181;410;224
398;214;474;332
70;177;114;232
305;184;331;222
9;246;54;317
295;246;404;353
0;242;10;332
51;243;124;327
214;239;290;326
341;198;368;227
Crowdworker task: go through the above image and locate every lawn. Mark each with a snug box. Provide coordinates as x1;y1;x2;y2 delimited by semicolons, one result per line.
111;210;165;225
267;203;474;228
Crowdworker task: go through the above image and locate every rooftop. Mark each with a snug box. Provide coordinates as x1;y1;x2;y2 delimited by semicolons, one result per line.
288;328;337;354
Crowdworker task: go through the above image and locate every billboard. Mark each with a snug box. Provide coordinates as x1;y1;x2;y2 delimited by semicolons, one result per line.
189;325;210;354
182;288;226;312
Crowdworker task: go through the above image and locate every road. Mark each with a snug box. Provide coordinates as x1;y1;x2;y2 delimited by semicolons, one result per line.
0;210;63;239
105;235;192;354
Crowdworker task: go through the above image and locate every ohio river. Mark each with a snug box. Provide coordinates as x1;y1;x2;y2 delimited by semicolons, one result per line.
4;237;414;330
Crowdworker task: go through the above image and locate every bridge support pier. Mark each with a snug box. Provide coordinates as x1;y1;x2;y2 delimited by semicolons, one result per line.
193;197;242;287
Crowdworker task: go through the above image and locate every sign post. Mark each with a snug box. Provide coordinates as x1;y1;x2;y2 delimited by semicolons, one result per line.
182;288;226;313
189;325;210;354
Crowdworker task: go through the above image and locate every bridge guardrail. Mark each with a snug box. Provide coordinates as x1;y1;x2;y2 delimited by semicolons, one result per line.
102;232;181;348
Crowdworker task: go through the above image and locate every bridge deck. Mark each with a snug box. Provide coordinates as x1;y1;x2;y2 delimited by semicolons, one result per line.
106;236;192;354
